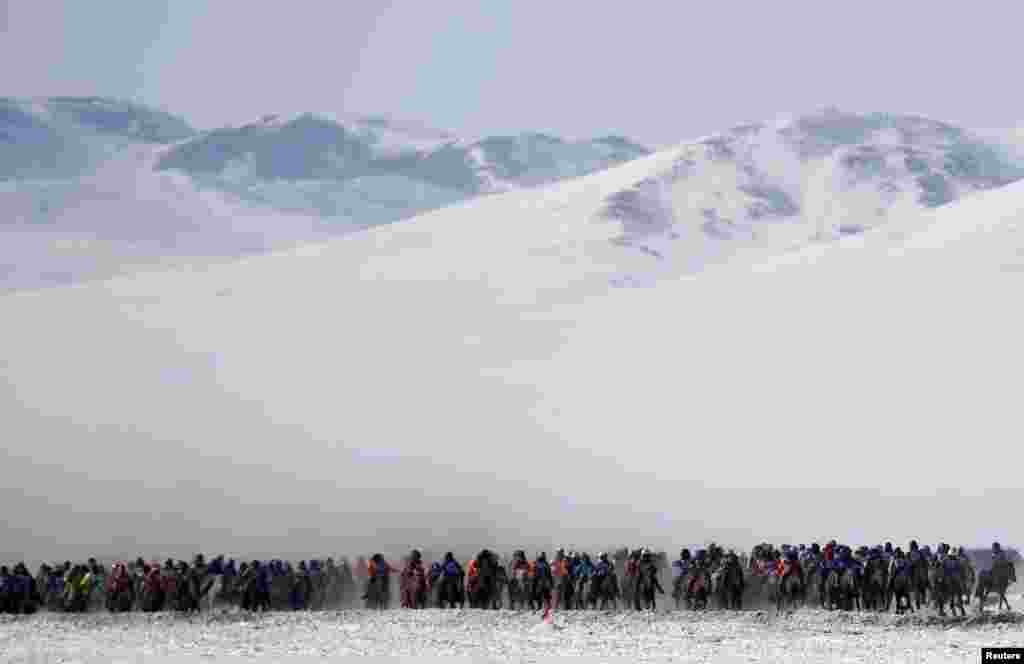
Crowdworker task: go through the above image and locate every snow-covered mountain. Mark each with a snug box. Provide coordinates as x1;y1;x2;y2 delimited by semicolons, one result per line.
0;97;649;292
2;135;1023;560
154;111;649;223
596;108;1024;278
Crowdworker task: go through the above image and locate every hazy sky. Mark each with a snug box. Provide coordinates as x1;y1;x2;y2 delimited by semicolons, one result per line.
2;1;1022;147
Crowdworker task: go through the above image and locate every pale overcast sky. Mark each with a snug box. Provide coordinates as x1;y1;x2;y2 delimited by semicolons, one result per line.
2;1;1022;147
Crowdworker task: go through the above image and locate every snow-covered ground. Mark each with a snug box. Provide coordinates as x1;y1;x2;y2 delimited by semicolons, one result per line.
1;609;1021;662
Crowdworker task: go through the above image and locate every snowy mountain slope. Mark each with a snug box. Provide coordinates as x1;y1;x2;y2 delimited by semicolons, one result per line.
0;96;194;180
2;152;1023;559
1;98;649;292
154;112;650;221
0;98;330;291
0;142;335;290
596;108;1024;279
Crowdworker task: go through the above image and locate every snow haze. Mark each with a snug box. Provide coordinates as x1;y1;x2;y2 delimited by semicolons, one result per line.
2;136;1022;562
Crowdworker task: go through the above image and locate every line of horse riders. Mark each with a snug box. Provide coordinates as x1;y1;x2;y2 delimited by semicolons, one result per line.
0;541;1015;617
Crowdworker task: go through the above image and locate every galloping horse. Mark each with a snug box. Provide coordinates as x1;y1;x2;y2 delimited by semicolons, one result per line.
977;559;1016;613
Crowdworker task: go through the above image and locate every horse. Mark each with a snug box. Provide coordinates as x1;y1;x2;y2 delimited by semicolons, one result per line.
400;564;428;609
889;566;914;614
671;567;691;609
587;570;619;610
977;559;1016;613
861;561;888;612
202;574;225;612
775;572;803;615
633;566;663;611
363;574;390;610
910;558;930;611
530;571;553;611
555;570;575;610
840;567;861;611
620;564;638;610
715;564;745;611
823;569;844;610
506;566;530;610
930;562;965;617
959;559;976;607
686;568;711;610
467;552;500;609
436;572;464;609
492;565;507;609
573;573;590;610
104;568;135;613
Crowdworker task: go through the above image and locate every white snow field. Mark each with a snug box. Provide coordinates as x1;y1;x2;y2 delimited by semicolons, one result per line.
1;609;1022;662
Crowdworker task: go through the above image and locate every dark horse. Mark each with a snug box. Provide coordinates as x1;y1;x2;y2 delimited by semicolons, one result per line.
977;559;1016;613
506;566;530;610
467;551;500;609
775;572;802;615
715;564;745;611
364;574;390;610
686;568;711;610
587;570;619;610
555;568;575;610
889;565;914;614
840;567;861;611
436;573;464;609
861;560;888;612
633;566;664;611
929;562;965;617
910;558;930;611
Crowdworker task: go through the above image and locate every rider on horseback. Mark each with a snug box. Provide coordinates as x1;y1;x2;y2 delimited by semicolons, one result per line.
672;549;692;578
992;542;1017;582
573;553;594;579
889;548;910;580
780;549;803;582
594;553;613;578
639;549;665;595
511;550;529;575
